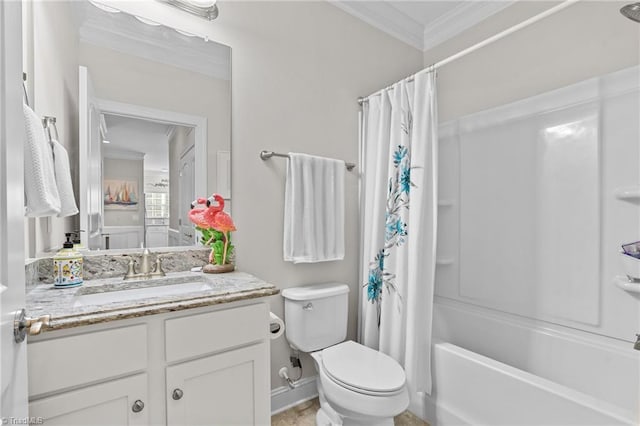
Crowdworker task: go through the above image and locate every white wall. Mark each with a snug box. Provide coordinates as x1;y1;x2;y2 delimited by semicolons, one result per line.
105;0;424;390
25;1;80;256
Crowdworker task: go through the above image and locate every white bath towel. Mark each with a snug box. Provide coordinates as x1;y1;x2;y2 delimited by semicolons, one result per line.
50;139;78;217
23;103;61;217
284;153;345;263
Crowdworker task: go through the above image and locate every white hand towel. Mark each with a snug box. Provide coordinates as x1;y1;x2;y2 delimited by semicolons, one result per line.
51;139;79;217
23;103;61;217
284;153;345;263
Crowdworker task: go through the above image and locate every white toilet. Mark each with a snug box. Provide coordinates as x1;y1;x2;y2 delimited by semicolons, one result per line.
282;283;409;426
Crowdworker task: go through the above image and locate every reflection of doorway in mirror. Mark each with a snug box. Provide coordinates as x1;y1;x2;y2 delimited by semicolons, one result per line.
178;145;196;247
93;101;206;250
26;0;231;254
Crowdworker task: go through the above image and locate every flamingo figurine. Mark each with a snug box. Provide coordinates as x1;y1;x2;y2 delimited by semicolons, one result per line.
188;197;218;262
207;194;236;265
188;197;212;229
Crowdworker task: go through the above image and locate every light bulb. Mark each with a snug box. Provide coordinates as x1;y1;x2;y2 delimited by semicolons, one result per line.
88;0;121;13
134;15;161;26
186;0;217;7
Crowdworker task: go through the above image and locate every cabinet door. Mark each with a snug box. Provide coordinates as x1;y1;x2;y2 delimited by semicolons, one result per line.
166;343;269;426
29;374;148;425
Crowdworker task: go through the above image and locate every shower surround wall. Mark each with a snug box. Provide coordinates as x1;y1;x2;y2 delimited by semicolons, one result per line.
417;1;640;424
434;66;639;424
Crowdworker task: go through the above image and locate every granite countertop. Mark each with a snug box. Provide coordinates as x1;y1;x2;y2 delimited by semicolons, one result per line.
26;270;279;332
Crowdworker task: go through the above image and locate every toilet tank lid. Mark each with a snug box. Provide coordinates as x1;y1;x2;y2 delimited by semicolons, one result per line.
282;283;349;301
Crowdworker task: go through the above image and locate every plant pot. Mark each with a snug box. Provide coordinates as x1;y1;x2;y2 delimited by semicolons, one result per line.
202;263;235;274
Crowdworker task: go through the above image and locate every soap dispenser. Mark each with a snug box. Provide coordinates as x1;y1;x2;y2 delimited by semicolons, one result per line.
71;230;87;253
53;233;83;288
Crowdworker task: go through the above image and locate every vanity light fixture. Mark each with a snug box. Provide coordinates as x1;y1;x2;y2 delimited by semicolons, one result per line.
134;15;162;26
175;28;198;38
163;0;219;21
88;0;121;14
102;140;111;144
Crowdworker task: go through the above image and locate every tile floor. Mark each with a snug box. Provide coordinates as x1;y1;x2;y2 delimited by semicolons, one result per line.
271;398;429;426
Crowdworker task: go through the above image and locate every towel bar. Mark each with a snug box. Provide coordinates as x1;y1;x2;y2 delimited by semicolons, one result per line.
260;150;356;171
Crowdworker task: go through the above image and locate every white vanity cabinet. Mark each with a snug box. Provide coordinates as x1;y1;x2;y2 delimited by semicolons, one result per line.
164;303;270;425
166;344;268;425
27;301;271;426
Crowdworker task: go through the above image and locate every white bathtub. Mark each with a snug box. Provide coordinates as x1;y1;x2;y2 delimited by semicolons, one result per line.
430;343;632;426
417;300;639;426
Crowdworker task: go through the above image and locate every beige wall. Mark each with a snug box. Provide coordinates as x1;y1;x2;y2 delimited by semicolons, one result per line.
78;43;230;199
224;1;423;389
28;0;423;390
423;0;640;122
108;0;423;389
25;1;79;256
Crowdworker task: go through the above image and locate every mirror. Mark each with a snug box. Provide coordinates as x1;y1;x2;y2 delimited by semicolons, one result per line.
24;0;231;254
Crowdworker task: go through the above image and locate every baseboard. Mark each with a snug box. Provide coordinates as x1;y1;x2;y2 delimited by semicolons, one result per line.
271;375;318;415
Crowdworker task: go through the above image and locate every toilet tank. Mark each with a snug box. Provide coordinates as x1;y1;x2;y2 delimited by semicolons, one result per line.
281;283;349;352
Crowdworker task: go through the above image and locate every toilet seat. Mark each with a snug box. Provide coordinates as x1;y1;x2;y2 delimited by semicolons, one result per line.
321;341;406;396
313;348;410;421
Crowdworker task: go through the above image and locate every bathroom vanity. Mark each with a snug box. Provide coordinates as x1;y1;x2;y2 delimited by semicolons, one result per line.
25;269;278;425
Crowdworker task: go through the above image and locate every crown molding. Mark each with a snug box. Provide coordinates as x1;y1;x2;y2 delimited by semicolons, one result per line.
331;1;517;53
423;1;516;52
329;0;424;51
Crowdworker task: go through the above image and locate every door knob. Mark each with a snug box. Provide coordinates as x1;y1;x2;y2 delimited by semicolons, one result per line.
172;388;184;400
131;400;145;413
14;309;50;343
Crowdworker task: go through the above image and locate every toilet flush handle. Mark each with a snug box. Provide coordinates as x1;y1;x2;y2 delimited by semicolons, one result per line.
303;303;313;311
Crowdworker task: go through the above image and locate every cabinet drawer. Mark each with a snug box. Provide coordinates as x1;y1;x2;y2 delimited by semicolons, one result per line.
29;324;147;397
165;303;268;362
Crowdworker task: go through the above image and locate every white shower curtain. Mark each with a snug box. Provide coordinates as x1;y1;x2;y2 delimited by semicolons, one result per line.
360;71;438;395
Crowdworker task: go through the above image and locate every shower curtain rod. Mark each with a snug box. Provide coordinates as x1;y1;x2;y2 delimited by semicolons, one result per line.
357;0;579;106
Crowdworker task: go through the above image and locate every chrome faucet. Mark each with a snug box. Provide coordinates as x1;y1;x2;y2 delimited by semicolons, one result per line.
634;334;640;351
124;248;166;280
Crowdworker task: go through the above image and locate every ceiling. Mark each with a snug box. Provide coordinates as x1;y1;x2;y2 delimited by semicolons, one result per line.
331;1;516;51
103;114;175;172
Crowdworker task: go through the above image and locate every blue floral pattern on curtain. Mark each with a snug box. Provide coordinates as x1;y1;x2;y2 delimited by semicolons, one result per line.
365;113;415;326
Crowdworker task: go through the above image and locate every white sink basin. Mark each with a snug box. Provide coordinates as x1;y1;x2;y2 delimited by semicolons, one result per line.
73;280;210;308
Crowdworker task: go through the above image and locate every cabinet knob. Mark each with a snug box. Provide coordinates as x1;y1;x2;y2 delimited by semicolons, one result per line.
172;388;184;400
132;400;145;413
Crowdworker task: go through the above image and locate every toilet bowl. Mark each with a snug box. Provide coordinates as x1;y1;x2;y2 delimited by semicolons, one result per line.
281;283;409;425
311;341;409;426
